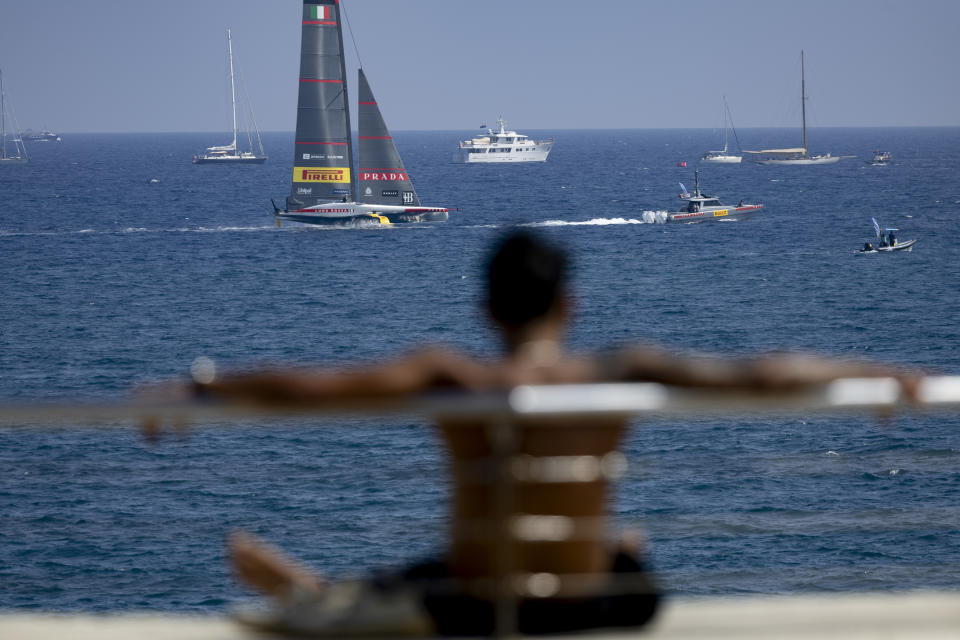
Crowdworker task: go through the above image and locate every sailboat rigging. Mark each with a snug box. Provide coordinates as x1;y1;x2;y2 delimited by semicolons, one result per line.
744;51;841;165
193;29;266;165
273;0;450;226
0;70;28;165
700;96;742;164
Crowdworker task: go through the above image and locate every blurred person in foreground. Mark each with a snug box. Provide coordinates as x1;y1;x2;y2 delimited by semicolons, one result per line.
176;231;914;636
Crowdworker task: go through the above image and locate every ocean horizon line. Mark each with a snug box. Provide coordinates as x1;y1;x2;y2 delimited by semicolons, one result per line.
30;125;960;136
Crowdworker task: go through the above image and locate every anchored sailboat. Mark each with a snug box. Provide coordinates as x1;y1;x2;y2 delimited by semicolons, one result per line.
700;96;741;164
744;51;841;165
193;29;266;165
0;70;28;165
274;0;450;226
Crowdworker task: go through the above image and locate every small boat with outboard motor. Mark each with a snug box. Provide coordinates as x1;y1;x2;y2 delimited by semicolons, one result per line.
857;218;916;253
866;151;892;166
663;170;763;223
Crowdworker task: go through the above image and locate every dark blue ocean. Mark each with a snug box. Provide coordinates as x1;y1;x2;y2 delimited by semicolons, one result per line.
1;128;958;611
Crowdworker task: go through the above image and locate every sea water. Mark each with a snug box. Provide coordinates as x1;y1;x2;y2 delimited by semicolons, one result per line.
1;128;958;610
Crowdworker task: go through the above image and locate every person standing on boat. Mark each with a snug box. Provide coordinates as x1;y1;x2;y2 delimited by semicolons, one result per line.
164;231;916;636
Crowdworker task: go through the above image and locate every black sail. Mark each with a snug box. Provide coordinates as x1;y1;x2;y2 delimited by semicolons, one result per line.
288;0;354;209
356;69;420;207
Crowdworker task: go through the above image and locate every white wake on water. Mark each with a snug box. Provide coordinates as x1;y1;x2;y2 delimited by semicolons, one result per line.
527;212;670;227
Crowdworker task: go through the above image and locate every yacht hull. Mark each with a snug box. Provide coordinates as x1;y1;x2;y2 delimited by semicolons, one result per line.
193;155;267;165
454;141;553;163
755;156;840;165
275;202;449;227
700;155;742;164
667;204;764;223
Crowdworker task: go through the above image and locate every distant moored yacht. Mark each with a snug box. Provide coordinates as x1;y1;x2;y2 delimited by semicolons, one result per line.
454;117;554;163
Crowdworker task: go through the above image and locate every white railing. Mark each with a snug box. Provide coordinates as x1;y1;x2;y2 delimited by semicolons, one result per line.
2;376;958;637
0;376;958;425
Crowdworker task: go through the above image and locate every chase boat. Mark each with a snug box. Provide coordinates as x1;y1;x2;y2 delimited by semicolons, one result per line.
665;171;763;223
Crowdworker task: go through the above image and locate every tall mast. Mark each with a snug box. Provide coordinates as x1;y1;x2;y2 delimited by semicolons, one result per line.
1;69;6;158
722;95;728;152
800;50;807;154
227;29;238;151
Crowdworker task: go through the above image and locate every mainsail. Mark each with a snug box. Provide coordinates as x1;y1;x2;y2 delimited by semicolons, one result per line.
357;69;420;207
288;0;355;209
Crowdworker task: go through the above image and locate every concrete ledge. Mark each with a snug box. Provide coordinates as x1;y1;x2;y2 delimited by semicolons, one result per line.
2;591;959;639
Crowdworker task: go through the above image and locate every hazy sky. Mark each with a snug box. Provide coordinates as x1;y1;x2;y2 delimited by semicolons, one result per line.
1;0;958;133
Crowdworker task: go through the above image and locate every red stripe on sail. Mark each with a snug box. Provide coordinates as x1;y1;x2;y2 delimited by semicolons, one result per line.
358;101;377;105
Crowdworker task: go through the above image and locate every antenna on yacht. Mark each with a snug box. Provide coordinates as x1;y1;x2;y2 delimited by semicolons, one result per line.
693;169;700;197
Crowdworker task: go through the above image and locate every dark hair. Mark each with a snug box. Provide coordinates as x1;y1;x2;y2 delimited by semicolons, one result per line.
486;231;568;328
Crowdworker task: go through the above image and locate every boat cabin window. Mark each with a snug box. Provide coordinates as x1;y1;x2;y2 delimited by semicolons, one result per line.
703;198;720;207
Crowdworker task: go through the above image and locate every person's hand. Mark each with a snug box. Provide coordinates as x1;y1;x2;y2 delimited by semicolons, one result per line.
134;379;196;442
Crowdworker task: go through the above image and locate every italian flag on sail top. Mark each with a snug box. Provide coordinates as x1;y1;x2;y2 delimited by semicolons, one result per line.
310;5;331;20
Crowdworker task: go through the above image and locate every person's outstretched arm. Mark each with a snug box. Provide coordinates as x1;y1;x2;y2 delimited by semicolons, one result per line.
192;347;491;406
603;345;918;392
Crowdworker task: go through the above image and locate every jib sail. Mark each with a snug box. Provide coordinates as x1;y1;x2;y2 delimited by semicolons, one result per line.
356;68;420;208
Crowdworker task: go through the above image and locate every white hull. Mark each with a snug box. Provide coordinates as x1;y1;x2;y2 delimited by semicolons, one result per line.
700;154;742;164
455;117;553;163
857;239;917;254
193;153;266;164
756;155;840;165
21;131;59;142
454;141;553;163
